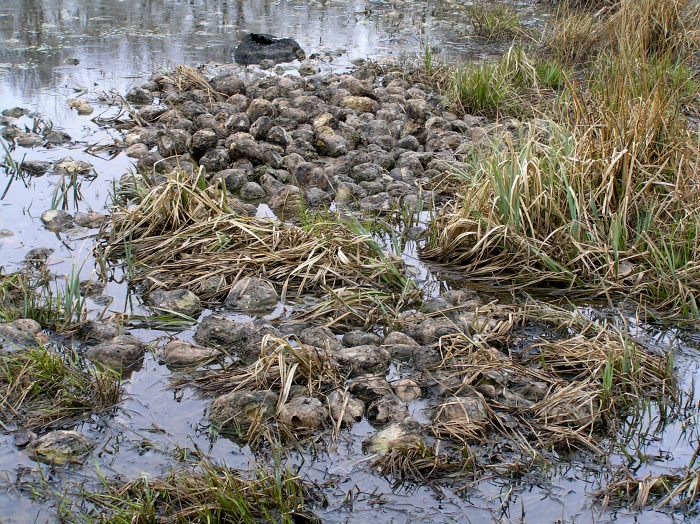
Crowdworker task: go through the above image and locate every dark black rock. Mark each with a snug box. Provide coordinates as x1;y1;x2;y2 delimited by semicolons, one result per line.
234;33;305;65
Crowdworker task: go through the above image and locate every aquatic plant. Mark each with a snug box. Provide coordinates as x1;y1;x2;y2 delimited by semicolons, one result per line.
0;346;122;431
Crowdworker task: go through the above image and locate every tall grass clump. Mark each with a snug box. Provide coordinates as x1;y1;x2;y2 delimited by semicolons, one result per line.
0;346;122;431
429;0;700;322
464;1;523;42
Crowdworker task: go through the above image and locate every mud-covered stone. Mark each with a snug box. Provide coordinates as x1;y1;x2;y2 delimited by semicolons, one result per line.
368;394;410;424
28;430;95;464
326;390;365;426
126;87;154;105
335;345;391;376
435;396;488;424
412;346;441;371
269;185;303;215
363;417;423;455
342;330;382;347
161;340;219;367
79;279;105;296
209;390;278;430
305;187;332;207
347;375;393;402
340;96;377;113
210;75;246;96
278;396;327;429
194;315;282;363
16;133;44;147
21;160;52;176
147;289;201;317
405;317;460;345
86;335;146;370
41;209;73;231
24;247;53;264
44;130;72;144
224;277;278;312
136;104;168;121
394;378;422;402
300;325;342;351
80;319;123;342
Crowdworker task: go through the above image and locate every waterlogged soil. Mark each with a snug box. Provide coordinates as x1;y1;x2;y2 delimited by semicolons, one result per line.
1;1;699;523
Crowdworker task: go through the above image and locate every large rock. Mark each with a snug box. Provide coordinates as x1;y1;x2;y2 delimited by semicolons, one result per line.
28;430;95;465
86;335;146;371
147;289;202;317
234;33;305;65
300;325;341;351
209;390;278;430
278;397;327;429
224;277;278;312
161;340;219;367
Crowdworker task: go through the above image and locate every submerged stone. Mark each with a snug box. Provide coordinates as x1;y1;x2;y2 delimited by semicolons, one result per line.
28;430;95;465
194;315;282;364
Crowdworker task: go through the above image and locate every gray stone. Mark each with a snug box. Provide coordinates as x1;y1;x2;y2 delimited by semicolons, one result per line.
300;325;342;351
80;319;123;342
360;192;393;213
278;397;327;429
161;340;219;367
124;143;149;158
210;75;246;96
225;277;278;312
234;33;305;65
315;133;349;157
28;430;95;465
269;185;303;215
192;129;219;157
342;330;382;347
73;211;107;229
200;147;231;173
347;375;393;402
158;129;192;157
79;279;105;296
2;107;28;118
368;394;410;424
40;209;73;231
0;319;45;349
44;130;72;144
126;87;154;105
194;315;282;364
136;105;168;121
86;335;145;370
21;160;52;176
16;133;43;147
305;187;332;207
247;98;274;122
24;247;53;263
147;289;202;317
239;181;265;200
209;390;278;430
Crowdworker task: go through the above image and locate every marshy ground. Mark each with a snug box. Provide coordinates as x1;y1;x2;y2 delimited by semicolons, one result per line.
2;0;700;523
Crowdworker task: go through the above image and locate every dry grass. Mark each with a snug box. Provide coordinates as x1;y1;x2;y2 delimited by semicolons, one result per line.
101;172;409;302
420;304;675;454
594;458;700;513
0;346;122;431
171;334;342;400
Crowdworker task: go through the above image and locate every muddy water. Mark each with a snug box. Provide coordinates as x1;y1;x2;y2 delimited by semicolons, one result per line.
0;1;698;523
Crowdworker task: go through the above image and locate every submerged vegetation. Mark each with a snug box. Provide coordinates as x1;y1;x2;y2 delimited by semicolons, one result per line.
59;459;319;524
0;346;121;431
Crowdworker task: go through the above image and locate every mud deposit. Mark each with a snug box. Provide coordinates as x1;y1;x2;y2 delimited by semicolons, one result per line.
1;1;700;523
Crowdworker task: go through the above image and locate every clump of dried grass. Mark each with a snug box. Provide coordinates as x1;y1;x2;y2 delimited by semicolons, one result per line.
0;346;122;431
172;334;342;401
423;304;675;453
594;460;700;513
101;172;409;302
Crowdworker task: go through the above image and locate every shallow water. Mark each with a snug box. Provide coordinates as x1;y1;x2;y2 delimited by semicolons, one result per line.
0;1;698;523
